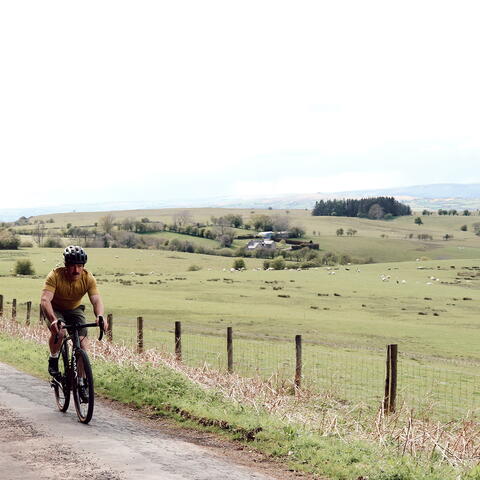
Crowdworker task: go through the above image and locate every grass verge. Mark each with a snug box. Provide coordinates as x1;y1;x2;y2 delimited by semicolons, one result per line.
0;328;478;480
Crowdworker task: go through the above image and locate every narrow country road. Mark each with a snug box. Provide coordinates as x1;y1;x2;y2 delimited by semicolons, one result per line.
0;362;279;480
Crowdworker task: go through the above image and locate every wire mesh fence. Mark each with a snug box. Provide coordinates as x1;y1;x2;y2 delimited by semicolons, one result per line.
126;321;480;420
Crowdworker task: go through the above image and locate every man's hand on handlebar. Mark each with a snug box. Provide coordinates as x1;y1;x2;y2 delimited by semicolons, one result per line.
49;319;60;335
96;315;108;332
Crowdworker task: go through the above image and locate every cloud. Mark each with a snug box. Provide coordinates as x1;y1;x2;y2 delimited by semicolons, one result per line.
232;172;403;196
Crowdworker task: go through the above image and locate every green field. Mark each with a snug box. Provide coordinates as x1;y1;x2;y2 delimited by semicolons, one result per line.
17;206;480;262
1;247;478;359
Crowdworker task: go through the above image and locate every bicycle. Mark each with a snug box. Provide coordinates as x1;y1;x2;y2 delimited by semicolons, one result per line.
50;315;105;424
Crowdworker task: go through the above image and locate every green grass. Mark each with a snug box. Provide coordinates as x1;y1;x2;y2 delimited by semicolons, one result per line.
1;248;479;361
1;332;476;480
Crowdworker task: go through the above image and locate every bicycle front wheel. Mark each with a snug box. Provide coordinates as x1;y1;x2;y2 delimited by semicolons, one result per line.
53;340;71;412
72;349;94;424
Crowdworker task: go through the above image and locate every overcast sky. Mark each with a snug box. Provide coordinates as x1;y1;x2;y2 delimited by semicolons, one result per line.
1;1;479;209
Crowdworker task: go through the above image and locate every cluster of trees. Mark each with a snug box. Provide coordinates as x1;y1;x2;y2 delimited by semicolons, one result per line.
0;229;20;249
312;197;411;219
335;228;357;236
436;209;471;216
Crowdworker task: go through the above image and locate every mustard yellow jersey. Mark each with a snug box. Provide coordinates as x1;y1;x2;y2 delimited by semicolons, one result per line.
43;267;99;311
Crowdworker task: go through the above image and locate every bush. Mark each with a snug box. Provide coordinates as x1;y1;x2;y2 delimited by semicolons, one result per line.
300;260;319;269
20;240;33;248
322;251;338;265
232;258;246;270
44;237;63;248
460;225;468;231
188;264;201;271
0;230;20;249
14;259;35;275
271;256;286;270
289;226;305;238
263;260;271;270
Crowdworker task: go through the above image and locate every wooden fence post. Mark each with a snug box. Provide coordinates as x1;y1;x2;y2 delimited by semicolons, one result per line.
175;321;182;361
26;301;32;325
227;327;233;373
12;299;16;322
39;305;44;325
107;313;113;342
295;335;302;389
383;344;398;414
0;295;3;317
137;316;144;354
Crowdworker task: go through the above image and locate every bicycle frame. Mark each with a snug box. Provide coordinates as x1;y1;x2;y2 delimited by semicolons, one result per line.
52;316;104;423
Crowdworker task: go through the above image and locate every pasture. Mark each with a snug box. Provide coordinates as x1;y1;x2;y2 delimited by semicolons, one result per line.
1;247;479;362
19;207;480;263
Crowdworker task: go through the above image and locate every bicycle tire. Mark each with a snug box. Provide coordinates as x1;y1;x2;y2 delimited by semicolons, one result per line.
53;340;71;412
72;349;95;424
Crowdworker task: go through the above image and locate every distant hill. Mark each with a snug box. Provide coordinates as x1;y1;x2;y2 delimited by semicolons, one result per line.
332;183;480;199
1;183;479;221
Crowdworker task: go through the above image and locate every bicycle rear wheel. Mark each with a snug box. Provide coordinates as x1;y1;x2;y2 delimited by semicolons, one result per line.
53;340;70;412
72;349;94;424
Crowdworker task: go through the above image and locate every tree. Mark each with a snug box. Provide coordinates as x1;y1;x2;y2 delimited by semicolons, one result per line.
0;230;20;249
289;226;305;238
336;228;344;236
173;210;193;227
14;216;29;226
346;228;357;236
33;222;47;246
251;214;273;231
218;230;235;248
368;203;384;220
223;214;243;228
100;214;115;234
414;217;423;225
122;217;135;231
271;216;290;232
463;210;471;216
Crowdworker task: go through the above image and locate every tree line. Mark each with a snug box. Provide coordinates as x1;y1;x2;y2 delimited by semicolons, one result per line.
312;197;411;219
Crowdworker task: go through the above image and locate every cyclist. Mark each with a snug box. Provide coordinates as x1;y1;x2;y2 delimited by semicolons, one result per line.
40;246;108;386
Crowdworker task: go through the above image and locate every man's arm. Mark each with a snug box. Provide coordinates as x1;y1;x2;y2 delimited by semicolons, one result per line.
89;294;108;330
40;289;59;333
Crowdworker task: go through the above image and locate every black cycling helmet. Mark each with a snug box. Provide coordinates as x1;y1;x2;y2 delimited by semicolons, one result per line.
63;245;87;265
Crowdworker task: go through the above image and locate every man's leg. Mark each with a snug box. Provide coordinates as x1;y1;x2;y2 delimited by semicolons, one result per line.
48;311;65;376
66;307;88;378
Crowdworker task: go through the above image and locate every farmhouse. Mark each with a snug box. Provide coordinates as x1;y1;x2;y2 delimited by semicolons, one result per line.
247;239;276;250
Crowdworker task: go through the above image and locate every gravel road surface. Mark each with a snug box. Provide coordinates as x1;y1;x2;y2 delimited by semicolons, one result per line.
0;362;279;480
